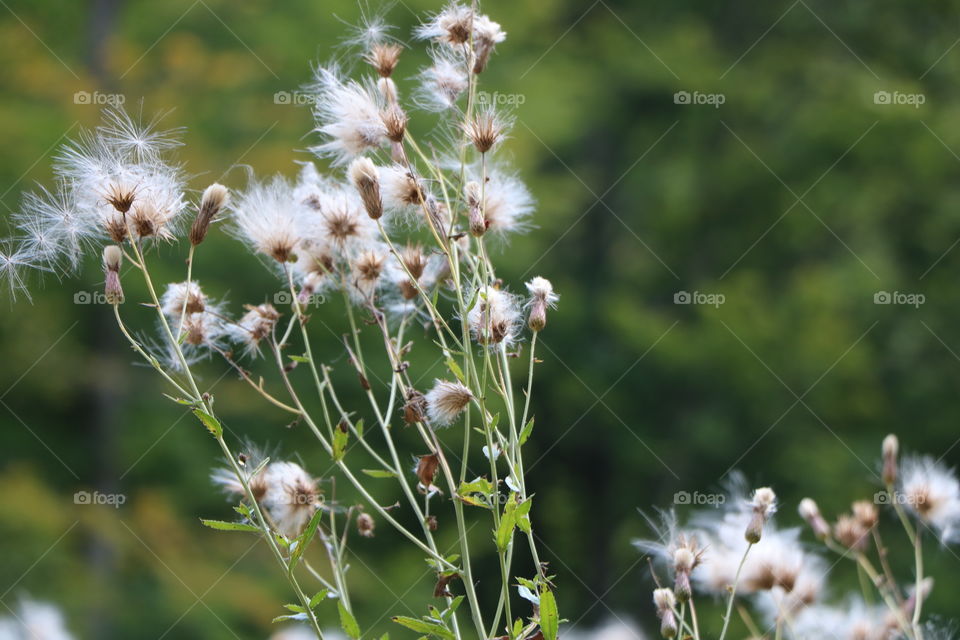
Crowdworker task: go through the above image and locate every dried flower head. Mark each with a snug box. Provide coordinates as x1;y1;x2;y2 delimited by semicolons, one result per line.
466;285;521;346
380;103;408;144
834;514;869;552
467;167;533;236
898;456;960;542
231;176;303;263
425;379;473;427
356;512;376;538
472;14;507;74
415;2;474;45
230;303;280;355
852;500;879;530
403;389;427;424
464;107;509;154
380;165;428;216
310;67;387;165
366;42;403;78
415;453;441;493
416;48;469;111
161;281;207;318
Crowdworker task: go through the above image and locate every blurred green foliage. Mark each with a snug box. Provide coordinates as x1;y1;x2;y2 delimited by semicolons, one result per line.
2;0;960;637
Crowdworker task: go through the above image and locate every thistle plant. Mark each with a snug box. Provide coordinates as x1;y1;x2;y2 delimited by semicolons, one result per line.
635;434;960;640
4;3;560;639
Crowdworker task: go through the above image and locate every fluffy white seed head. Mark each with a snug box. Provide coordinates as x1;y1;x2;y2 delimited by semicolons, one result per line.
231;176;303;263
310;66;387;165
425;379;474;427
899;456;960;542
466;285;521;347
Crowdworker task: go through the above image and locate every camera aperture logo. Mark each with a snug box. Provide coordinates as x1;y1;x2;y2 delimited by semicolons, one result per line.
873;90;925;108
674;90;725;109
874;291;924;308
74;490;126;508
674;490;725;507
674;290;725;308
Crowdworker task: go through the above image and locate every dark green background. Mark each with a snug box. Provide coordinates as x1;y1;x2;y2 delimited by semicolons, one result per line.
2;0;959;637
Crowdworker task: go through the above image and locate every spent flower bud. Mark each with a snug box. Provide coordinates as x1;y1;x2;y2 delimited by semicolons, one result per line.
349;157;383;220
883;433;899;486
190;183;229;245
102;245;123;304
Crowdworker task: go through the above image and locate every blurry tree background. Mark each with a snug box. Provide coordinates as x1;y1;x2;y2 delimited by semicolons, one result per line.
2;0;960;637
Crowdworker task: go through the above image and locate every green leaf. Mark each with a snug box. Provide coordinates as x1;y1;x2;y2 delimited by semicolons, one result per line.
163;394;195;406
309;590;329;609
519;417;535;446
445;358;466;383
457;477;495;508
288;354;311;363
333;426;350;461
362;468;398;478
391;617;455;639
289;507;324;572
495;493;520;552
338;601;361;639
517;497;533;534
200;519;259;533
193;409;222;437
284;603;307;613
355;418;364;439
539;589;559;640
271;613;307;623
